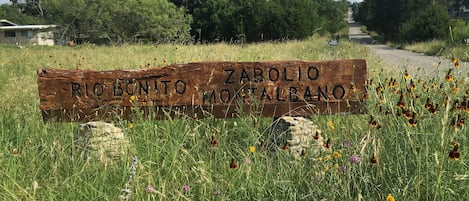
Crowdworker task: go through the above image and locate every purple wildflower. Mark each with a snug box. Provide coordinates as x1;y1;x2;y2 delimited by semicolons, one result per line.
349;154;361;163
214;189;221;196
145;185;154;193
342;141;350;148
182;184;189;192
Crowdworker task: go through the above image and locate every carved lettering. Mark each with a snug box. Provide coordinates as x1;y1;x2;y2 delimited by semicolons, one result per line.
253;68;264;82
269;68;279;81
224;69;235;84
71;82;81;97
308;66;319;80
93;83;104;97
175;80;186;95
333;85;345;99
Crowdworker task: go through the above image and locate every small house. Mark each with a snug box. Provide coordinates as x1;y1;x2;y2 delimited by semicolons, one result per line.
0;19;58;46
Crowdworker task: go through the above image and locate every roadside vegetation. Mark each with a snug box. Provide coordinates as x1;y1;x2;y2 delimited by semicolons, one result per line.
1;37;468;200
353;0;469;61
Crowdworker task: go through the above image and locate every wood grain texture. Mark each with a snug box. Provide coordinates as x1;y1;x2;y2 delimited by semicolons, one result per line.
37;59;368;121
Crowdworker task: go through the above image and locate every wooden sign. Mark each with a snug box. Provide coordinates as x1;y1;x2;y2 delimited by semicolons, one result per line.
37;59;367;122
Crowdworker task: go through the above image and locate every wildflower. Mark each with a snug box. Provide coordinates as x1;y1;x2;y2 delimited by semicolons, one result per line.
449;142;460;160
370;155;378;164
210;135;218;147
182;184;189;192
445;69;454;82
409;79;416;90
146;185;155;193
129;122;134;129
404;70;411;79
349;154;360;163
323;138;331;150
333;151;341;158
388;78;397;88
33;181;39;190
455;61;460;68
249;146;256;154
119;156;138;201
342;141;350;148
12;148;19;156
325;154;332;160
451;115;465;130
397;95;406;108
244;157;252;164
129;95;136;102
327;120;335;129
380;96;386;103
369;115;382;129
386;194;395;201
313;131;321;140
214;189;221;196
427;103;438;114
408;117;418;127
376;84;384;93
323;165;330;172
230;158;238;169
451;56;458;64
424;98;432;110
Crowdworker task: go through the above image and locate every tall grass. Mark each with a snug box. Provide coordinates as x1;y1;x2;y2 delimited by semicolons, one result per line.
0;38;467;200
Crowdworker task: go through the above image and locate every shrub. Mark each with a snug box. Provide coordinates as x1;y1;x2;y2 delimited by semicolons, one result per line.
399;4;450;42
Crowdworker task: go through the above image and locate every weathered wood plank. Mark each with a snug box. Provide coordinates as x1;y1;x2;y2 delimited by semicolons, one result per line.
37;59;368;121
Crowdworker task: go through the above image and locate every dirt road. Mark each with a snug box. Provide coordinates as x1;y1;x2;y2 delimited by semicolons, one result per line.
348;9;468;78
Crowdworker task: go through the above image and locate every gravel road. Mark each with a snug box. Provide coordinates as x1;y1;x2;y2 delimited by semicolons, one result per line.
348;9;468;78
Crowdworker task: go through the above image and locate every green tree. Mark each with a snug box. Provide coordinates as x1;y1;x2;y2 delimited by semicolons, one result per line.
0;4;45;24
399;4;450;42
356;0;451;42
43;0;192;44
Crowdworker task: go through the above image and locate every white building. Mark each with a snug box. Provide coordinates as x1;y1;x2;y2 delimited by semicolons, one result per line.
0;19;59;46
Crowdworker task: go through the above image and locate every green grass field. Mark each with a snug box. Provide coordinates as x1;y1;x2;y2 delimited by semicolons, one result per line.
0;38;467;200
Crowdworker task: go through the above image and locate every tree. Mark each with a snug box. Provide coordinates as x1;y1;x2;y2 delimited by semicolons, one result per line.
355;0;451;42
42;0;192;44
0;4;45;24
399;4;450;42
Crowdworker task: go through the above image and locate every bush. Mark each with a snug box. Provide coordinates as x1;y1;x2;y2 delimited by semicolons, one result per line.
449;20;469;45
399;4;450;42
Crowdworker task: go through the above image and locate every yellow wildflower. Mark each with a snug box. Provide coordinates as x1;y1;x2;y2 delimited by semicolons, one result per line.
451;57;458;64
323;165;329;172
333;151;341;158
129;95;136;101
249;146;256;154
327;120;335;130
404;70;411;79
455;61;460;68
129;122;134;128
386;194;395;201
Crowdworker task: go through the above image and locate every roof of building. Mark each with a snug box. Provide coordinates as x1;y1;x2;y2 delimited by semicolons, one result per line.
0;19;57;30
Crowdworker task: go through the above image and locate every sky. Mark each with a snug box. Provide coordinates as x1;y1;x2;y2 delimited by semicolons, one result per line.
0;0;10;5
